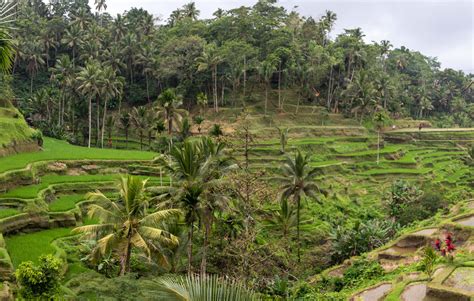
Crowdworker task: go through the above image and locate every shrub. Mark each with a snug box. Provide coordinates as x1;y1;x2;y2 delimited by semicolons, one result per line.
15;254;62;300
384;180;423;226
210;124;223;137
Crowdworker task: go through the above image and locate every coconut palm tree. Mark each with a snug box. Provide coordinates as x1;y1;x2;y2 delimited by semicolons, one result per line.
264;198;299;240
156;138;233;274
157;140;204;274
156;274;259;301
0;1;15;73
131;106;149;150
197;43;223;112
23;42;45;94
62;25;82;68
76;60;103;148
157;89;184;135
276;150;322;262
0;29;14;74
258;57;277;115
119;112;131;149
373;111;389;165
182;2;200;20
73;175;181;276
100;66;124;148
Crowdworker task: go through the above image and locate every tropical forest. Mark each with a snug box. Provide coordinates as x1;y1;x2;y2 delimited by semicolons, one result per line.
0;0;472;300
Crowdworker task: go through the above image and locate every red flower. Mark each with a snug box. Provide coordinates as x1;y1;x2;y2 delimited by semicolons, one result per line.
434;239;441;250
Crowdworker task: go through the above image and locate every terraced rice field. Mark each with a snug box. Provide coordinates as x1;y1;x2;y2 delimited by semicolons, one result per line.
0;127;472;296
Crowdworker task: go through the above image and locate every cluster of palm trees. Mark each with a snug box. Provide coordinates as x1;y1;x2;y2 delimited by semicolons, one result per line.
74;136;323;278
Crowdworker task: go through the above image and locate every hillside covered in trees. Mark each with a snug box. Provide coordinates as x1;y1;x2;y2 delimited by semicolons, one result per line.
0;0;473;300
2;0;473;144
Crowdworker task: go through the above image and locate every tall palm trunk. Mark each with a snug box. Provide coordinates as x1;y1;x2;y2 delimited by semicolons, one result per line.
377;130;380;165
119;236;132;276
187;222;194;275
213;65;218;112
167;109;173;135
96;96;100;146
265;81;268;115
296;194;301;263
278;63;282;111
145;73;150;103
101;99;108;148
201;221;209;275
88;97;92;148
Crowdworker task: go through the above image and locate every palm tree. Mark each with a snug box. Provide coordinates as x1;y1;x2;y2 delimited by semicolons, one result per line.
121;33;137;83
258;57;277;115
119;112;131;149
94;0;107;12
157;89;184;135
131;106;149;150
105;115;115;148
40;25;58;68
264;198;298;240
73;175;181;275
157;274;259;301
0;29;14;74
182;2;200;20
276;127;289;154
276;150;322;262
23;42;45;94
71;7;90;30
77;60;103;148
197;43;223;112
137;43;155;103
100;66;124;148
373;111;389;165
157;140;204;274
62;26;82;68
156;138;233;274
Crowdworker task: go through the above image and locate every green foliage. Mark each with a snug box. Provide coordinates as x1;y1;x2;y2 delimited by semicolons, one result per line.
15;254;62;300
210;123;223;137
329;219;398;263
0;137;154;173
156;274;259;301
6;228;73;267
417;246;439;277
72;175;181;275
384;180;423;225
341;258;384;288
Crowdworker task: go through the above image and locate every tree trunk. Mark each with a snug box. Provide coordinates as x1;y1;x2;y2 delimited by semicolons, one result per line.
327;66;333;110
30;76;33;95
101;99;108;148
265;82;268;115
96;97;100;146
187;222;194;275
243;56;247;100
201;216;211;275
168;110;173;135
125;128;128;149
139;132;143;150
145;74;150;104
213;65;218;112
278;62;282;111
377;130;380;165
88;97;92;148
119;238;132;276
296;195;301;263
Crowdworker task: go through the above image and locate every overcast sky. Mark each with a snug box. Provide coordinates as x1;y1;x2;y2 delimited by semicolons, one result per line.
91;0;473;73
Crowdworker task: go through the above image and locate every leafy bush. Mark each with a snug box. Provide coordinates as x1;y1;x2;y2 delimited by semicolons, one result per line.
384;180;423;226
15;254;62;300
342;258;384;288
210;123;223;137
330;219;398;263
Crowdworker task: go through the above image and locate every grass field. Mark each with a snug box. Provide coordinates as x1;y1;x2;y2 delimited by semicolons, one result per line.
0;137;156;173
0;208;20;219
49;194;85;212
5;227;73;267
